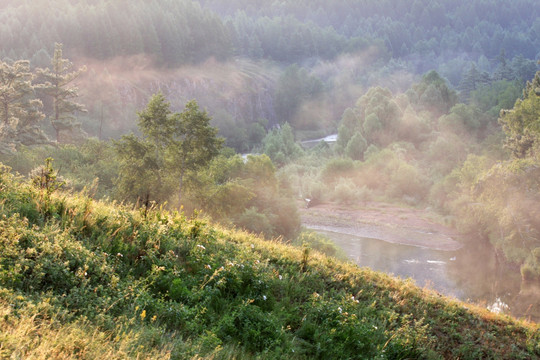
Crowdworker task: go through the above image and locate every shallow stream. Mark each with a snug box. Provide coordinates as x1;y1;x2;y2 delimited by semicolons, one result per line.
313;229;539;322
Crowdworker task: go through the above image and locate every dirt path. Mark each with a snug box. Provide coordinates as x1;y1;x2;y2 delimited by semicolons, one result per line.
300;202;463;251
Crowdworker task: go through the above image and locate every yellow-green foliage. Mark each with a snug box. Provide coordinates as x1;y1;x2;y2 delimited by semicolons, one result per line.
450;156;540;280
0;165;538;359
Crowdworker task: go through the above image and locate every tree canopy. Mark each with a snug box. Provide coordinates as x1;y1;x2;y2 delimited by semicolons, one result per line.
114;93;223;209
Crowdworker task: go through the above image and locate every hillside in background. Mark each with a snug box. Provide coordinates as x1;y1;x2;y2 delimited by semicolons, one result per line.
1;0;538;142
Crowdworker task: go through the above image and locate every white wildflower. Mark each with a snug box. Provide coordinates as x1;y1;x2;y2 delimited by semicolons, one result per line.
262;295;267;301
205;264;211;270
279;275;283;280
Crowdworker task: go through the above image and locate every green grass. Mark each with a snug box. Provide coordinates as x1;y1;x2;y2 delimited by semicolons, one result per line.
0;165;538;359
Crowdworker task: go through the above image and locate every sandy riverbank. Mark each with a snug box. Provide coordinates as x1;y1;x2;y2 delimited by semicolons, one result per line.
300;202;463;251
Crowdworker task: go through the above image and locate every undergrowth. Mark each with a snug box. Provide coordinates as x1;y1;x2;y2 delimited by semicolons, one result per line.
0;164;538;359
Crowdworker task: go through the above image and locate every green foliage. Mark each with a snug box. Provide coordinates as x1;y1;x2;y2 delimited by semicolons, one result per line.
263;123;303;166
425;133;469;177
217;302;283;352
0;0;232;67
336;108;361;152
387;160;427;202
499;71;540;158
0;59;47;152
344;132;367;160
471;80;523;119
413;71;458;116
294;230;342;259
274;65;324;127
447;154;540;279
114;93;223;208
29;157;64;195
188;154;300;239
332;178;362;205
0;140;118;198
37;43;87;143
0;165;538;358
320;157;355;183
114;133;172;208
438;104;483;134
450;71;540;278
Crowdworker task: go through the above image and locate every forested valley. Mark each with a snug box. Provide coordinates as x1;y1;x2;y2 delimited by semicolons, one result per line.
0;0;539;358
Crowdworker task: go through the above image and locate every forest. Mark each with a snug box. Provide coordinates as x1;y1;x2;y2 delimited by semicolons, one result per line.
1;0;540;358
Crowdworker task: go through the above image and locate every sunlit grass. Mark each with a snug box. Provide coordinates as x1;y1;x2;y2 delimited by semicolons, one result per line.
0;166;538;359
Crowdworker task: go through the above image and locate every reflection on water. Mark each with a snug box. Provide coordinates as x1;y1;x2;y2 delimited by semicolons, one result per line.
315;229;539;322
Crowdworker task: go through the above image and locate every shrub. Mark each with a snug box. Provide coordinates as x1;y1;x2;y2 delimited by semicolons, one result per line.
234;207;274;237
332;178;360;205
320;157;355;183
387;161;427;201
294;230;340;258
216;303;283;352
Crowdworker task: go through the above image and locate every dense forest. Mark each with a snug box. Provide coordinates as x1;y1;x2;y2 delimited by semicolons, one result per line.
2;0;539;69
1;0;540;357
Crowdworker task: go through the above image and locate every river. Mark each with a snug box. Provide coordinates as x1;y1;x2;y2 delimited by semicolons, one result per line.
313;228;539;322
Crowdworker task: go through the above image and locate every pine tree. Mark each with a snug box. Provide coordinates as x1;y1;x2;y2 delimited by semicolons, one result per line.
37;43;86;142
0;59;46;153
493;49;514;81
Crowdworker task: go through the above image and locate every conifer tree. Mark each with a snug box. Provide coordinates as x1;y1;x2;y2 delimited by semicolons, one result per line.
37;43;86;142
0;59;46;153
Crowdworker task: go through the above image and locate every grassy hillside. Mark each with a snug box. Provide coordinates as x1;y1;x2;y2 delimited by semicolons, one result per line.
0;164;538;359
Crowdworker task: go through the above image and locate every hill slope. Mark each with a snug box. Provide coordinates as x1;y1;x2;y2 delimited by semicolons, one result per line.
0;165;538;359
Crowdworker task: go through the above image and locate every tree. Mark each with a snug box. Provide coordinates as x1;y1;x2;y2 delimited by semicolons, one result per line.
499;71;540;158
336;108;360;152
274;64;323;126
0;59;46;153
493;49;514;81
170;100;223;203
114;93;223;208
262;123;303;166
37;43;86;142
458;63;491;101
345;132;367;160
413;71;458;116
114;133;172;210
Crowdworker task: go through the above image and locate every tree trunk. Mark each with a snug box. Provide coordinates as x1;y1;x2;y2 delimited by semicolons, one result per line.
3;103;8;125
178;157;185;207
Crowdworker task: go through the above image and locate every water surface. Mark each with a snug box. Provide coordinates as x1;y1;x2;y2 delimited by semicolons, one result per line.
315;229;538;321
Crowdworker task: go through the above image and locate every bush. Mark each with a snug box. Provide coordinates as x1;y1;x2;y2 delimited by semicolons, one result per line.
332;178;360;205
294;230;340;258
320;157;355;183
216;304;283;352
235;207;274;237
387;161;427;201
